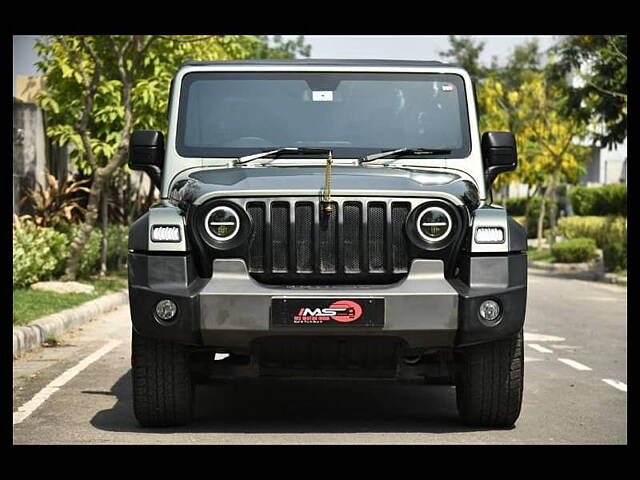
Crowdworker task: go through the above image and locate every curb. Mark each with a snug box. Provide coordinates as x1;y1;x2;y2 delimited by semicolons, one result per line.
602;273;628;286
528;257;626;286
13;289;129;358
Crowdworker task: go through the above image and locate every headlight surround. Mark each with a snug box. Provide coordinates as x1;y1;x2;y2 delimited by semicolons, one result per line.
416;206;452;243
195;201;249;250
204;205;240;241
405;201;460;251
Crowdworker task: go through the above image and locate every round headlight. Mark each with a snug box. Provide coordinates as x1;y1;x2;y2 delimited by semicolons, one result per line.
417;206;452;242
205;206;240;241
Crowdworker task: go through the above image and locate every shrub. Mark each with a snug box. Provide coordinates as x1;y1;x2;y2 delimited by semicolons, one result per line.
570;184;627;217
63;224;128;276
602;241;627;273
503;196;563;238
551;238;598;263
107;225;129;269
14;220;130;288
556;215;626;248
13;217;69;288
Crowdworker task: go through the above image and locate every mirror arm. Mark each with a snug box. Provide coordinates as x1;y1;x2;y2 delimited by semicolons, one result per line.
131;165;162;190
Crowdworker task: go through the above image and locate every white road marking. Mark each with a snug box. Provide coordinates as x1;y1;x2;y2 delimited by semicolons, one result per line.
602;379;627;392
13;340;121;426
524;333;566;343
528;343;553;353
214;353;229;361
524;356;542;363
558;358;592;371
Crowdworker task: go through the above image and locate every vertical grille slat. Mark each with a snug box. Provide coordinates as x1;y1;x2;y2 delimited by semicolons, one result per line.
295;203;314;273
343;202;361;273
271;203;289;273
319;203;337;273
391;203;410;273
368;203;386;273
247;203;265;273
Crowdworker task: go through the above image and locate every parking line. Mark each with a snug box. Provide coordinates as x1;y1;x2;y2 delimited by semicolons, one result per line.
558;358;592;371
602;379;627;392
13;339;121;426
528;343;553;354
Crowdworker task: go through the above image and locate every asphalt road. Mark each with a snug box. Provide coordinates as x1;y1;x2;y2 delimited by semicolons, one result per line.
12;270;627;444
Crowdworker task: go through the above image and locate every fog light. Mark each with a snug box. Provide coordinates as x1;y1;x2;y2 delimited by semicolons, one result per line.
155;299;177;322
479;299;501;324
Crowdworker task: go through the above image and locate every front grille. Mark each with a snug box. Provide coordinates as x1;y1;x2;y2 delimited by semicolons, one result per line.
246;198;414;283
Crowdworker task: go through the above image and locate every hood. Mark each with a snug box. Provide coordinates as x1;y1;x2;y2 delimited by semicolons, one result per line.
169;166;480;210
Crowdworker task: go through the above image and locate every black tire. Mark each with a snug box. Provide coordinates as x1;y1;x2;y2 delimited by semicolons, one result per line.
455;329;524;428
131;331;194;427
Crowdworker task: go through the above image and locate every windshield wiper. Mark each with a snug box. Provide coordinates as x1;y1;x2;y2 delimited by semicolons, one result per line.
236;147;333;165
360;148;452;163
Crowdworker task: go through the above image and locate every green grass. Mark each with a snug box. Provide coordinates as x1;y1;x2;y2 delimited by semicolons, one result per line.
13;270;127;327
527;247;556;263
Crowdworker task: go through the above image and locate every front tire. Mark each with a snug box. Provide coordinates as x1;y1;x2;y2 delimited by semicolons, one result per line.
455;330;524;428
131;331;194;427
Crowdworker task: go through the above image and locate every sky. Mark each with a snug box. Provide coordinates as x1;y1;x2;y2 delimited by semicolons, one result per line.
12;34;625;157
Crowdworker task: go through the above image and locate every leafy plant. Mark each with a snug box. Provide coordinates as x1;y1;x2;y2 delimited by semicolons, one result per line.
20;169;90;227
602;241;627;273
551;238;597;263
570;184;627;216
13;215;69;288
556;215;626;248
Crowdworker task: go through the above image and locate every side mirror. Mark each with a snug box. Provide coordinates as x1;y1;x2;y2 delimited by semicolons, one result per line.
129;130;164;188
481;131;517;187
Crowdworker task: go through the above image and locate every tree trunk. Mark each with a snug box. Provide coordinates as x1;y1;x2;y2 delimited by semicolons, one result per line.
63;171;106;280
536;186;548;251
99;185;108;277
547;173;558;248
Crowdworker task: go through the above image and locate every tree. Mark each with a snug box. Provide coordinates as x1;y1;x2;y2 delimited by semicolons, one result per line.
35;35;258;280
549;35;627;148
250;35;311;59
477;69;589;245
438;36;487;81
516;74;590;247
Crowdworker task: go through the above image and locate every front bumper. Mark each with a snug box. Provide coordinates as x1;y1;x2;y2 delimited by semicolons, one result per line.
128;252;527;351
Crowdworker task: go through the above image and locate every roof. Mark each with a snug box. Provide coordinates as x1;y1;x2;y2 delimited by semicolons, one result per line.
181;58;459;68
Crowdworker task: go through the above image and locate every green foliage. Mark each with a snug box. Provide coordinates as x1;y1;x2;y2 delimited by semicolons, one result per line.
569;184;627;216
13;218;69;288
549;35;627;148
20;170;90;227
556;215;626;248
107;225;129;269
35;35;259;174
13;219;129;288
250;35;311;59
61;224;129;276
602;241;627;273
503;197;563;237
438;36;487;80
551;238;597;263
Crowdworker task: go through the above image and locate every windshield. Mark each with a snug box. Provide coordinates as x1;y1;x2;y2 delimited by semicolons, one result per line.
176;72;471;159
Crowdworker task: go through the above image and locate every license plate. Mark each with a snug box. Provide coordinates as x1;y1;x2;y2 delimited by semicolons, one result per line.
271;298;384;327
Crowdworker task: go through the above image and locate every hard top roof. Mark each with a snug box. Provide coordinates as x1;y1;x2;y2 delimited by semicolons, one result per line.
180;58;461;68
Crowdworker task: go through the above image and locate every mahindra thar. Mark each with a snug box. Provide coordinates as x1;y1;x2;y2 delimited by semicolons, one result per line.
128;59;527;428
